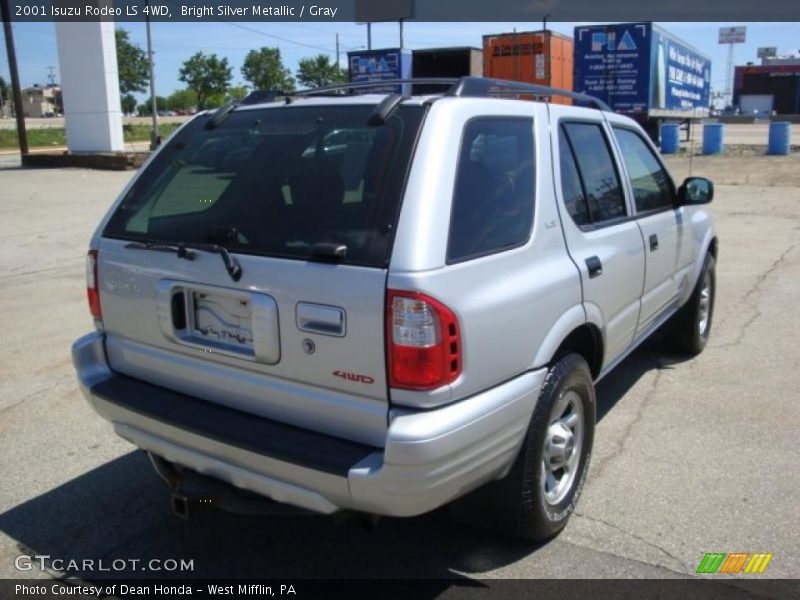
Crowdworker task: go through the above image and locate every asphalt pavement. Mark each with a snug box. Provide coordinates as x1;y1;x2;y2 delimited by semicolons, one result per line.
0;155;798;583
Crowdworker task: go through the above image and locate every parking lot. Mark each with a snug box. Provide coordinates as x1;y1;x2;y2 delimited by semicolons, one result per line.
0;147;798;582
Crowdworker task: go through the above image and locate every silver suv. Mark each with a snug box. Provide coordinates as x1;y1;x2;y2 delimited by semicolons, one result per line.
73;78;717;540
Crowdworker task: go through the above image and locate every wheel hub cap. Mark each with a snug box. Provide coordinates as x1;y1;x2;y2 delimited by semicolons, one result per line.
698;271;712;335
545;422;575;469
541;391;584;506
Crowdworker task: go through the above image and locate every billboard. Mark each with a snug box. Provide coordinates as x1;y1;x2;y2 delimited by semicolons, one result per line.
574;23;652;112
348;49;412;94
757;47;777;59
574;23;711;114
652;27;711;112
719;26;747;44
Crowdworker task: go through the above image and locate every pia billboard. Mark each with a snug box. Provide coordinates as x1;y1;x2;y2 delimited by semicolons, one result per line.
574;23;711;115
348;49;413;95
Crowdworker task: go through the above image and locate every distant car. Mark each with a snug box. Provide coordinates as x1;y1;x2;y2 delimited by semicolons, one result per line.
73;77;718;541
42;112;56;118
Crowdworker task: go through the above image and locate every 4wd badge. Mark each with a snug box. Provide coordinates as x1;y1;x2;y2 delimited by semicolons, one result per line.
333;371;375;385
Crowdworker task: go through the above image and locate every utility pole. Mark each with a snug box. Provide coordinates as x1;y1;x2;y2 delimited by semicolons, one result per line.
47;65;56;87
399;19;404;50
335;32;340;68
145;0;159;150
367;23;371;50
1;0;29;155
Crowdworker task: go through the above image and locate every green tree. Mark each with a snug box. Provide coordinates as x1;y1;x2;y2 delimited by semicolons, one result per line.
121;93;137;115
227;85;249;102
115;29;149;96
179;52;233;110
297;54;346;88
166;88;198;112
137;96;168;116
241;47;294;91
204;92;227;108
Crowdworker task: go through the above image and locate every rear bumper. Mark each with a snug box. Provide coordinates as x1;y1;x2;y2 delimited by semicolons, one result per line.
73;331;545;517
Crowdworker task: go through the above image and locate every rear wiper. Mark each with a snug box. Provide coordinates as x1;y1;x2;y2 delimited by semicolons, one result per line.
186;242;243;281
125;241;196;260
125;241;242;282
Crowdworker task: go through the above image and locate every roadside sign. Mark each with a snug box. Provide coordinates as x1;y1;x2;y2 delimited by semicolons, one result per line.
718;27;746;44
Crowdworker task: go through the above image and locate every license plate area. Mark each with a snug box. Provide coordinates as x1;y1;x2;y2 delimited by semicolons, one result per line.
190;291;254;354
158;281;280;364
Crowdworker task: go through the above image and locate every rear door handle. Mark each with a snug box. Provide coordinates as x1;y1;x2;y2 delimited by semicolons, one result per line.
585;256;603;278
649;234;659;251
296;303;346;337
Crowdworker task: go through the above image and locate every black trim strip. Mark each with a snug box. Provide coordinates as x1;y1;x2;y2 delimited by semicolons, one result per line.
91;375;378;477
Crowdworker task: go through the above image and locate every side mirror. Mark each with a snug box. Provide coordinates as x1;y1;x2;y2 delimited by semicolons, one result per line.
678;177;714;205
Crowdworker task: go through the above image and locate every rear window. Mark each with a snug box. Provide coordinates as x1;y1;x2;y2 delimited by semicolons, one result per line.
447;117;535;263
104;104;425;266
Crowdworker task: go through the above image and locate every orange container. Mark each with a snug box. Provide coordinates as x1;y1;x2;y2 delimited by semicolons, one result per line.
482;30;574;104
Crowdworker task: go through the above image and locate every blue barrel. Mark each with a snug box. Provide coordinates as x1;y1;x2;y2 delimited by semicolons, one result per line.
660;123;680;154
767;122;791;155
703;123;724;155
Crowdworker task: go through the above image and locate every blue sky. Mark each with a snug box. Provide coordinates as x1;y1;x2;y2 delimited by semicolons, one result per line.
1;21;798;100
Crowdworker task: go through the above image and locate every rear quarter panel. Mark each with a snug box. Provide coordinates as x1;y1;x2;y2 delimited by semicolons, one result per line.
389;99;582;407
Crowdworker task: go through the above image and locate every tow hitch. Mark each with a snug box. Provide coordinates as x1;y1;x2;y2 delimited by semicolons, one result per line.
147;452;315;519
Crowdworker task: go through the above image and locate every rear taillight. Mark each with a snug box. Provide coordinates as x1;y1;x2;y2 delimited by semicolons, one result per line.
86;249;102;320
386;290;461;390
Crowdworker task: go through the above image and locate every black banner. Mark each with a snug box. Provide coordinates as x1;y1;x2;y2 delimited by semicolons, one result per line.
4;0;800;22
2;579;800;600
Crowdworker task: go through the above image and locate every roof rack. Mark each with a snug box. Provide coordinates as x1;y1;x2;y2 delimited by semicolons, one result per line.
239;76;610;111
292;78;459;96
446;77;611;111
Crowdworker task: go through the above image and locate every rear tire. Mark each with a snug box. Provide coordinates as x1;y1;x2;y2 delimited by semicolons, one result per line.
665;254;715;355
456;354;595;541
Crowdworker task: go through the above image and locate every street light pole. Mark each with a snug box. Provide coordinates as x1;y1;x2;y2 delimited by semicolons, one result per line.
145;0;159;150
1;0;29;155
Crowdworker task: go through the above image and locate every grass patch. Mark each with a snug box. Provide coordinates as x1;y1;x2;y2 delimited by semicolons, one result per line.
0;127;66;149
0;122;181;150
123;122;182;143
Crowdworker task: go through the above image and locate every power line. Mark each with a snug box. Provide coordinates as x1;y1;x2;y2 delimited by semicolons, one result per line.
220;21;336;54
158;0;336;55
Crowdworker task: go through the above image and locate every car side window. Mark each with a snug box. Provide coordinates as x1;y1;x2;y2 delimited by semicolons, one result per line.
447;118;534;263
561;122;626;225
558;128;591;226
613;127;675;212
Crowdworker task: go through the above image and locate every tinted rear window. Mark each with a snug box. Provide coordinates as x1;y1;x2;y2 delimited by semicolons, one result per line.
104;105;425;266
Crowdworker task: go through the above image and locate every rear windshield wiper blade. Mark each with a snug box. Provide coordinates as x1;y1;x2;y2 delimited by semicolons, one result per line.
125;241;242;282
125;241;196;260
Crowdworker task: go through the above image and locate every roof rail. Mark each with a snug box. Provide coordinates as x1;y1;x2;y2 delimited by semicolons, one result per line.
240;76;610;111
446;77;611;111
292;78;459;96
240;90;286;105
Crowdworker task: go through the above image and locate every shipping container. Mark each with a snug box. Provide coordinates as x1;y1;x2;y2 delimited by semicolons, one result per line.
411;47;483;94
482;30;574;104
573;22;711;139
